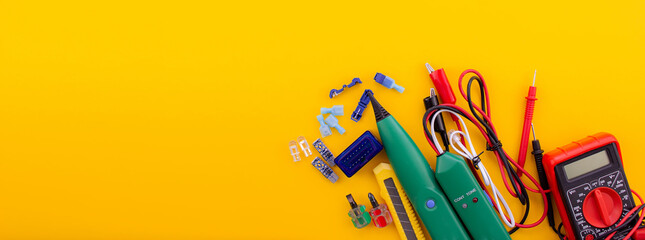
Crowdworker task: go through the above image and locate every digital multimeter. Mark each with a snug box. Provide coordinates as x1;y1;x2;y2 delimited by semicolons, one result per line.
544;133;635;240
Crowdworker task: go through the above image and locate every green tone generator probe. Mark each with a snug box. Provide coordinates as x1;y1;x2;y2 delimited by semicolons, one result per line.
435;152;511;240
367;92;469;239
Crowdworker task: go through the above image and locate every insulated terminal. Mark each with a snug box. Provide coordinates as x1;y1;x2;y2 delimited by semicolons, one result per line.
321;105;344;116
317;115;332;138
325;115;345;135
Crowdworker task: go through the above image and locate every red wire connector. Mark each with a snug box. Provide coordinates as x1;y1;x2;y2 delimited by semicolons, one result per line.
517;70;538;177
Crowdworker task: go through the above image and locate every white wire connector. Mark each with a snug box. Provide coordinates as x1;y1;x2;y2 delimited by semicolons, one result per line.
429;109;515;228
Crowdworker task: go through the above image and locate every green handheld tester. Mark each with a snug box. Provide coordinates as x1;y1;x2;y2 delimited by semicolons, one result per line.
435;152;511;240
368;93;470;239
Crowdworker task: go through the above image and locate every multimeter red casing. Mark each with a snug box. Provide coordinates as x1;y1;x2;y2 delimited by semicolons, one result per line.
544;133;635;240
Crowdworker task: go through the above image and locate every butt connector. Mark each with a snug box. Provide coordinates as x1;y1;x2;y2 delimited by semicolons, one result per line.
325;115;345;135
317;115;332;138
321;105;344;116
374;73;404;93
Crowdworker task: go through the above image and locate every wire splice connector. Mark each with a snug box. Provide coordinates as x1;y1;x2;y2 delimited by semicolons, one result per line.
321;105;344;116
325;115;345;135
351;89;373;122
374;73;404;93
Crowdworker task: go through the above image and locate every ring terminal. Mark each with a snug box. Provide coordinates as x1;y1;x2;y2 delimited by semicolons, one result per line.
368;193;393;228
347;194;371;228
289;140;301;162
321;105;344;116
317;115;332;138
297;136;312;157
324;115;345;135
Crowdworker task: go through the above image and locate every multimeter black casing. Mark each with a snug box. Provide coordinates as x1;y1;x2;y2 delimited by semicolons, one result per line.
544;133;635;240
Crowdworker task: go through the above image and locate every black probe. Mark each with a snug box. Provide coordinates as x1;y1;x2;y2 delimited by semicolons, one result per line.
530;124;562;239
424;88;450;151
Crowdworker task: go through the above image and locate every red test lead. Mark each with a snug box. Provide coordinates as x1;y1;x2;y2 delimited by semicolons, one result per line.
517;70;538;177
426;63;459;123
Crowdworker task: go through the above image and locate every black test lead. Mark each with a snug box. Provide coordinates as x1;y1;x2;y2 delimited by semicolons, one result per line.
530;124;561;239
423;88;450;151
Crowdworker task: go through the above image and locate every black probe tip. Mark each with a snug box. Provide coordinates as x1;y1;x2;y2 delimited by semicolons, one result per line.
367;91;390;122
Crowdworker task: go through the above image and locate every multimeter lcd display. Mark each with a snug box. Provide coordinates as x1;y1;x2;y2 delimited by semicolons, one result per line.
563;150;611;180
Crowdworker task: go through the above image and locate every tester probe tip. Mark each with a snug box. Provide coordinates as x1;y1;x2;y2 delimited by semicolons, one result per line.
532;69;537;86
425;63;434;73
531;123;536;140
430;88;436;96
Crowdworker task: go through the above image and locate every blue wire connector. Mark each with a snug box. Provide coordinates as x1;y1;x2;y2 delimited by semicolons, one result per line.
321;105;344;116
351;89;373;122
374;73;404;93
329;78;362;98
317;115;332;138
325;115;345;135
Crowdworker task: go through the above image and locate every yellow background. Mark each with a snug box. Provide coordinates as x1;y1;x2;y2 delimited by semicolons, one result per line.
1;0;644;239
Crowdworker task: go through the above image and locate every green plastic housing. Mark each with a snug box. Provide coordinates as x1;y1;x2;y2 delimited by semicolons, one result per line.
435;152;511;240
348;205;371;229
376;116;469;239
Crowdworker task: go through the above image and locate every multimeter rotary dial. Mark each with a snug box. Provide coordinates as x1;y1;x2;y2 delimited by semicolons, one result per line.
582;187;623;228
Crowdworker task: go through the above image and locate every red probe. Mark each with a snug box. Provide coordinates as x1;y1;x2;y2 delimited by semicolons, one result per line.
426;63;459;123
517;70;537;177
